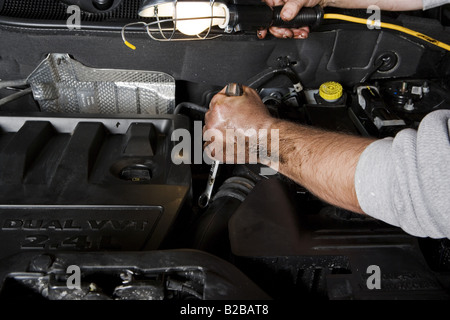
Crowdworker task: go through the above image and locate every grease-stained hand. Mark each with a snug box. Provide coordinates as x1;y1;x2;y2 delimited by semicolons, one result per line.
203;85;275;163
257;0;327;39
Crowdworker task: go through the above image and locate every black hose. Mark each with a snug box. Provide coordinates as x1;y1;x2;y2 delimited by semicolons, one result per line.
0;87;32;107
175;66;302;116
212;176;256;202
190;165;262;258
173;102;208;115
360;58;384;83
247;67;303;92
271;5;324;30
0;79;28;90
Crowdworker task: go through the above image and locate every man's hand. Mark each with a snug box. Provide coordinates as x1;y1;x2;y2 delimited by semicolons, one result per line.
257;0;423;39
204;84;374;214
258;0;327;39
204;85;275;163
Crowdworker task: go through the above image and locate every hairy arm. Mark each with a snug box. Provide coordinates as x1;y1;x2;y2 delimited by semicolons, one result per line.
271;120;374;213
205;86;375;213
206;87;450;238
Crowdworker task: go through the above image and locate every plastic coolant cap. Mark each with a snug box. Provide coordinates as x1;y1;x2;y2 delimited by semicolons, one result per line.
319;81;343;102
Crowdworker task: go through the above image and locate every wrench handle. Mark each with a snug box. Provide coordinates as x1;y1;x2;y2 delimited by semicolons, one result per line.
225;83;244;97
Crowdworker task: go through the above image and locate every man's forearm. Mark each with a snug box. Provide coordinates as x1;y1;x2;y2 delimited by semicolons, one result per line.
267;119;375;213
324;0;423;10
206;86;376;214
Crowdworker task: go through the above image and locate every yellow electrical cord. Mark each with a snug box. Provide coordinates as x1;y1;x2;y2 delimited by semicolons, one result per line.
124;40;137;50
323;13;450;52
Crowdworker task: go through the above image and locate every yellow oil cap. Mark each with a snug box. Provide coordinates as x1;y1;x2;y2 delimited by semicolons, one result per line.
319;81;343;102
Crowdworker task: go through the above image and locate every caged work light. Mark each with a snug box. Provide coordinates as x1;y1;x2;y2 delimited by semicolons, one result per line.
121;0;324;47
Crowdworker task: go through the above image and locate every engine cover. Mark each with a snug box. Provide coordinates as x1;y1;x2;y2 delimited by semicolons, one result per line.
0;114;191;259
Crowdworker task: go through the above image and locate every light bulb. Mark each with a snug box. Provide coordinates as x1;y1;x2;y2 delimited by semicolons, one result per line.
139;1;229;36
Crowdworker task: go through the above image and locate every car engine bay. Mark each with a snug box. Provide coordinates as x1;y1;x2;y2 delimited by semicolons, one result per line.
0;0;450;301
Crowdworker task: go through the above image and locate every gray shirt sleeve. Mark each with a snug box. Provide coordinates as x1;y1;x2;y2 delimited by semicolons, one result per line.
355;109;450;238
423;0;450;10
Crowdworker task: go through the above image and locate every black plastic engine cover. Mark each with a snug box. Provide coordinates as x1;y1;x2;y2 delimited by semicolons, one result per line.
0;114;191;259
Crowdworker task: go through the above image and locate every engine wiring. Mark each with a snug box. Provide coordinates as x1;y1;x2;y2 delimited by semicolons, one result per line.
323;13;450;52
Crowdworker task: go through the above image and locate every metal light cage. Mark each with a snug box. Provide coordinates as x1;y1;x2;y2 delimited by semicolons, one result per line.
121;0;227;46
